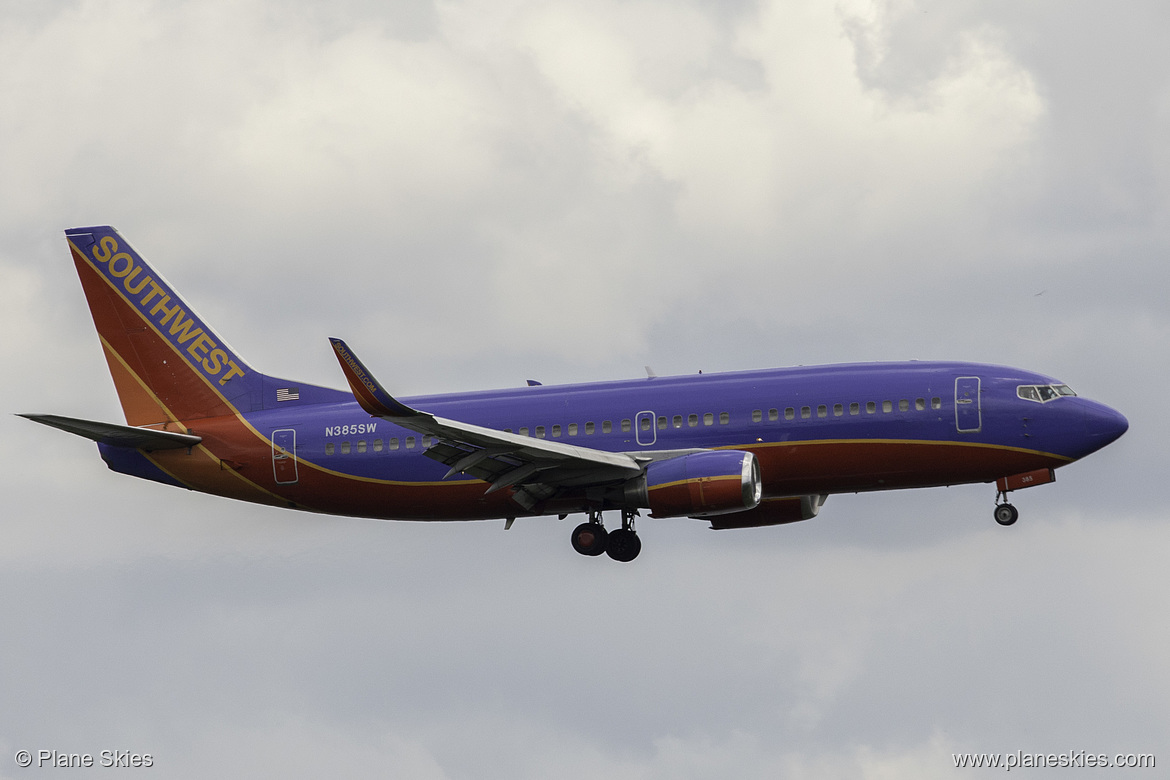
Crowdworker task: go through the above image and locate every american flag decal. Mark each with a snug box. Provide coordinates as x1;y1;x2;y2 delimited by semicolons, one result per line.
276;387;300;402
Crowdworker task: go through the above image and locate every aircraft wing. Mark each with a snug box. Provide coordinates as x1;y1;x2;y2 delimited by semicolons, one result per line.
20;414;202;449
329;339;644;507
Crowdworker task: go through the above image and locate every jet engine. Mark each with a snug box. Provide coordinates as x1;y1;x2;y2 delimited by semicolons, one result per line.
624;450;762;518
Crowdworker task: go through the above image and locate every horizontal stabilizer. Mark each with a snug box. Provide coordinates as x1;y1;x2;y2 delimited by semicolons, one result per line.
19;414;202;450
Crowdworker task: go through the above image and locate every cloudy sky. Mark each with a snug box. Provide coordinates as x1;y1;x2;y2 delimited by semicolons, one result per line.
2;0;1166;776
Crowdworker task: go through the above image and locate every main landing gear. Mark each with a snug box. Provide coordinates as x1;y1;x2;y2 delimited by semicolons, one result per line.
993;490;1019;527
571;509;641;562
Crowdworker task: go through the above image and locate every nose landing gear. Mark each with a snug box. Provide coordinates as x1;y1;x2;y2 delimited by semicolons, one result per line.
993;502;1019;526
571;509;641;561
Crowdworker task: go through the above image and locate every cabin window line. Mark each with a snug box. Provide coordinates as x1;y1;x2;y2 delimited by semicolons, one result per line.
406;436;416;449
932;397;942;409
373;439;383;452
341;441;351;454
800;406;811;419
551;424;561;438
768;408;779;421
785;407;796;421
357;440;367;453
585;422;595;434
603;420;613;433
621;419;632;433
850;402;860;415
834;403;844;417
569;423;578;436
719;412;730;424
703;413;714;426
325;443;335;455
535;426;546;438
752;409;763;423
658;416;667;430
688;414;699;427
673;415;683;428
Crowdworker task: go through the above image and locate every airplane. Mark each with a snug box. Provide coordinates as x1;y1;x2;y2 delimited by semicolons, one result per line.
21;226;1129;562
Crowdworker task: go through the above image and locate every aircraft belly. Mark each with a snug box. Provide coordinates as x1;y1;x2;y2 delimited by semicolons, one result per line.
750;439;1066;496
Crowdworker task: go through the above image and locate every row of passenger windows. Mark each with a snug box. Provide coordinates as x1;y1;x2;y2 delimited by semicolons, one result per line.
322;395;945;455
324;435;439;456
750;396;943;421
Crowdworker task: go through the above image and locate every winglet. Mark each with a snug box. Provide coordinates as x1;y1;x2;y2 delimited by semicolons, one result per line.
329;338;424;419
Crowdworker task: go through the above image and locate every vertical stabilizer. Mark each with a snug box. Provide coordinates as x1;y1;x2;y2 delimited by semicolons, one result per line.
66;226;263;425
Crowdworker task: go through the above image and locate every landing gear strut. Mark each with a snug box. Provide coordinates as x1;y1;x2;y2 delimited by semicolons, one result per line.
570;509;641;561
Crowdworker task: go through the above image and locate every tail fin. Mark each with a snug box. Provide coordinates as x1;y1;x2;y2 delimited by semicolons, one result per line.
66;226;264;425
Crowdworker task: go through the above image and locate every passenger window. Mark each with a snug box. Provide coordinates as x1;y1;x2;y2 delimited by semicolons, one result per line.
373;439;383;452
932;397;942;409
357;440;367;453
569;423;578;436
519;427;529;437
673;415;683;428
341;441;351;454
850;402;860;415
621;419;631;433
703;413;714;426
585;422;595;434
785;407;795;421
406;437;416;449
800;406;811;419
752;409;762;423
551;425;561;437
768;408;779;421
866;402;876;414
536;426;546;438
915;398;926;411
898;400;909;412
640;417;651;432
817;405;827;418
389;438;399;450
688;414;699;427
603;421;612;433
325;443;335;455
833;403;843;417
657;416;667;430
882;401;893;413
719;412;729;424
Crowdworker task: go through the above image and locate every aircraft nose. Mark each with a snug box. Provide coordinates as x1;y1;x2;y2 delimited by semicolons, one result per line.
1082;401;1129;450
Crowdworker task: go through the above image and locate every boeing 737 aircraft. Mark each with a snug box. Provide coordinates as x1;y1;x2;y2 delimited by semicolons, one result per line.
22;226;1129;561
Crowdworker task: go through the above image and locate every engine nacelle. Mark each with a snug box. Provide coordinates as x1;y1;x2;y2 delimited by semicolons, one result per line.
625;450;762;518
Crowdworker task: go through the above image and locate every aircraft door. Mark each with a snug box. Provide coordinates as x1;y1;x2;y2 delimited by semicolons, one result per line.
272;428;299;484
955;377;982;433
636;411;657;446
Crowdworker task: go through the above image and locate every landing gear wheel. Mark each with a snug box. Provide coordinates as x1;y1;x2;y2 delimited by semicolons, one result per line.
605;528;641;562
994;503;1019;526
571;522;609;556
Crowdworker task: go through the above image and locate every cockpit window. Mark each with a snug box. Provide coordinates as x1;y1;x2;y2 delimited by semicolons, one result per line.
1018;384;1077;403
